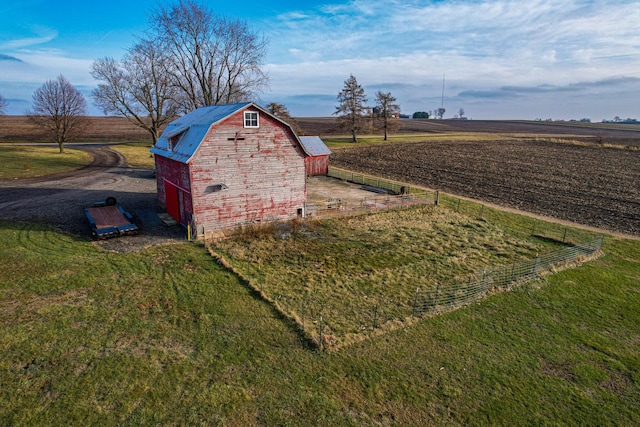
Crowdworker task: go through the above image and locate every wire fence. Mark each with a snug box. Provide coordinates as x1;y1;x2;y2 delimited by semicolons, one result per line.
305;167;431;217
207;168;605;350
413;235;603;316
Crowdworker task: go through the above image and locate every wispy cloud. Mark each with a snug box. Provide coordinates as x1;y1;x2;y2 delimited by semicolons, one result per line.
263;0;640;118
0;25;58;50
0;0;638;118
0;54;23;62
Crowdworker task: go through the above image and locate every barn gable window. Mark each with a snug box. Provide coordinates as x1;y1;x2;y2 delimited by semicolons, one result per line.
244;111;259;128
168;135;178;151
167;131;186;151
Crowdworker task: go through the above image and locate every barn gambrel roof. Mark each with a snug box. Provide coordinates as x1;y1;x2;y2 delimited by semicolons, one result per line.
150;102;329;163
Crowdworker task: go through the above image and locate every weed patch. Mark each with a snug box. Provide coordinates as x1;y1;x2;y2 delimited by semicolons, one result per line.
213;205;563;348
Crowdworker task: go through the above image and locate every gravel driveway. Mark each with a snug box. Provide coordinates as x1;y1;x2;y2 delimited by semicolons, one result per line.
0;144;186;252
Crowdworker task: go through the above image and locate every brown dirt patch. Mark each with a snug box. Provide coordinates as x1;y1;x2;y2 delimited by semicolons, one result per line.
331;139;640;236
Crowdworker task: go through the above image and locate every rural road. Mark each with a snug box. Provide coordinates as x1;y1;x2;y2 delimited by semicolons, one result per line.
0;144;185;250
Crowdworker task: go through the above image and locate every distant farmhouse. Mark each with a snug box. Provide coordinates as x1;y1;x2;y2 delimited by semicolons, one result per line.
150;102;330;237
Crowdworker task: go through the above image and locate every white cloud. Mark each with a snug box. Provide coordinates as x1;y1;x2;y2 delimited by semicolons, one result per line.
262;0;640;118
0;25;58;50
1;0;638;118
0;51;94;85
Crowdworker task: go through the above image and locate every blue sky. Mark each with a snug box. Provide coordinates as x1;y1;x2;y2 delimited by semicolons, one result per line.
1;0;639;120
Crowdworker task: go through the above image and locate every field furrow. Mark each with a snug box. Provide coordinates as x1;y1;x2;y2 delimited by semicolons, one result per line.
332;139;640;235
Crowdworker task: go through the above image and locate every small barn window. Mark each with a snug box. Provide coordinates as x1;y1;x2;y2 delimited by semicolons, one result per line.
205;183;228;194
168;132;183;151
244;111;259;128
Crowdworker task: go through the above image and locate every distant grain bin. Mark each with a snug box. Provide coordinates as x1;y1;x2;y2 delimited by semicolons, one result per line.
150;102;330;236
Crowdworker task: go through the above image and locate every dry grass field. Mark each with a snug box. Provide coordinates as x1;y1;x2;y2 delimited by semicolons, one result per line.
4;115;640;146
297;117;640;147
213;205;566;348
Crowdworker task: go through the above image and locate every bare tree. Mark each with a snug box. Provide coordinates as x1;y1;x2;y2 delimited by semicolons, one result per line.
92;39;180;144
0;94;7;115
265;102;303;135
436;107;446;119
374;91;401;140
26;75;87;153
150;0;269;111
334;74;368;142
458;107;465;119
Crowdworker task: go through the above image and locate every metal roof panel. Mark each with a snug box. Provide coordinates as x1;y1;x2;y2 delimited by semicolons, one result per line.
299;136;331;156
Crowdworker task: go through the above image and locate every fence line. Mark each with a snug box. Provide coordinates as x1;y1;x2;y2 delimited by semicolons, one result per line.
327;166;428;197
210;232;603;351
413;235;603;315
208;168;605;350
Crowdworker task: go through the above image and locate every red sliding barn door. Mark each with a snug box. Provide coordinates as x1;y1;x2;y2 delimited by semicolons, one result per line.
164;180;180;222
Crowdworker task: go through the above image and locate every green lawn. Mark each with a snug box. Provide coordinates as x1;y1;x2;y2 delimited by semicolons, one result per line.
0;146;91;180
109;143;155;169
1;221;638;425
323;133;502;148
0;143;154;181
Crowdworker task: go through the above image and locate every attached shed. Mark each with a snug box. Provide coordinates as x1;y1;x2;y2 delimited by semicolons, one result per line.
150;102;329;236
299;136;331;176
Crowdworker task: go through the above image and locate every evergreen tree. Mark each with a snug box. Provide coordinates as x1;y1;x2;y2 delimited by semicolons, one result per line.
334;74;368;142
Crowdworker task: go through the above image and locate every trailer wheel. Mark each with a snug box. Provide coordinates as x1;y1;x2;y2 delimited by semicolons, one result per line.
105;197;117;206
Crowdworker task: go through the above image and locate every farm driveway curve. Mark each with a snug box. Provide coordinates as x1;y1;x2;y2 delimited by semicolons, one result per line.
0;144;185;251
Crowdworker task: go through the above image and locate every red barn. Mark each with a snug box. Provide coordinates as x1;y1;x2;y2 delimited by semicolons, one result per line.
299;136;331;176
150;102;330;237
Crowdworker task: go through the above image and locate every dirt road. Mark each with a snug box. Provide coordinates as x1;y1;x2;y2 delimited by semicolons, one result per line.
0;144;184;251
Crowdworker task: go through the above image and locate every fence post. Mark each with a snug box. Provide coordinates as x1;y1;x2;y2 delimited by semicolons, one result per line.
562;228;567;243
457;199;461;212
435;191;439;206
247;258;251;282
319;316;324;351
412;288;419;317
432;285;439;310
373;304;378;329
532;219;537;236
479;205;484;219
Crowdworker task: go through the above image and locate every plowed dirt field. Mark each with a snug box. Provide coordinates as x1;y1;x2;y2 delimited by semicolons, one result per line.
331;139;640;236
